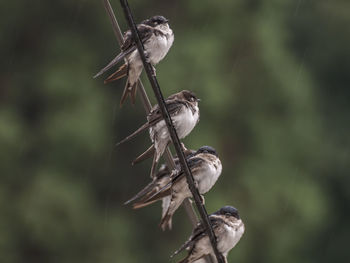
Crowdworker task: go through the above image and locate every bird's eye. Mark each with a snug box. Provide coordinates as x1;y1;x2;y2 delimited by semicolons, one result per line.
225;213;231;217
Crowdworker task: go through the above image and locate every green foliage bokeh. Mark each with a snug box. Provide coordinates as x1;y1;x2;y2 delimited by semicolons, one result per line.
1;0;349;262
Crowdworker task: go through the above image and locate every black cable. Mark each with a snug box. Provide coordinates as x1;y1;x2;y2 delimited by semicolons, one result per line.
100;0;199;228
119;1;225;262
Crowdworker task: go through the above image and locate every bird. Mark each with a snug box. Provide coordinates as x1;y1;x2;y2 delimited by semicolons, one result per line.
94;15;174;106
172;206;245;263
124;145;195;230
126;146;222;230
116;90;200;177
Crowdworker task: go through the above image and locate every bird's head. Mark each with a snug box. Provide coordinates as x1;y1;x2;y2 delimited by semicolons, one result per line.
214;206;240;220
143;15;169;27
196;146;218;157
180;90;200;104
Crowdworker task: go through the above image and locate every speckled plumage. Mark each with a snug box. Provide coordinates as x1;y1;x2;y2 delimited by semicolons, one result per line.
94;15;174;105
126;146;222;230
116;90;200;177
173;206;245;263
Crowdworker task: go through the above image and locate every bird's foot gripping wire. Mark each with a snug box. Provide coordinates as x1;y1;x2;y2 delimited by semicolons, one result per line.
143;50;156;76
144;50;151;63
199;194;205;205
151;65;156;76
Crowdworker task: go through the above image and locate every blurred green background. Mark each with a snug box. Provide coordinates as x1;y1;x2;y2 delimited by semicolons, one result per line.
1;0;349;262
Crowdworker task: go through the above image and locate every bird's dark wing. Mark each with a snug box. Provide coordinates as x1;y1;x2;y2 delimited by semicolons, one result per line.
124;169;171;205
132;184;171;209
116;100;185;147
147;100;186;126
171;223;205;257
93;24;154;78
121;24;154;52
93;52;127;78
170;157;205;183
134;156;203;206
171;216;224;258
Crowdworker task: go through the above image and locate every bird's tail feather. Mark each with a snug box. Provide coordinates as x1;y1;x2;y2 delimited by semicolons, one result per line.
162;197;172;230
131;82;138;104
104;63;128;84
161;215;173;231
93;52;125;78
120;80;130;106
120;80;138;106
149;141;170;177
163;217;172;231
124;180;157;205
132;199;159;209
132;144;155;165
145;180;172;202
160;213;172;231
116;121;150;147
150;152;159;178
132;187;171;209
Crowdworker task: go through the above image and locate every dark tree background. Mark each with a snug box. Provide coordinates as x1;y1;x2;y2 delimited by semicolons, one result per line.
1;0;349;262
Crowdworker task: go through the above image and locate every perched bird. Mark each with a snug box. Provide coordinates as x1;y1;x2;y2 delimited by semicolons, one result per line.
127;146;222;230
94;15;174;105
124;145;195;230
160;147;196;230
117;90;200;177
172;206;245;263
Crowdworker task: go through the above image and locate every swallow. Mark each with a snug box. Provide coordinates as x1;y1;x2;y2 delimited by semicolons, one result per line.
126;146;222;230
172;206;245;263
160;146;196;230
94;15;174;106
117;90;200;177
124;145;195;230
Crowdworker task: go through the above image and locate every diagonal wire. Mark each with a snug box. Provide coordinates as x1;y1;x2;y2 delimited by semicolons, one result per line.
100;0;198;227
118;1;225;263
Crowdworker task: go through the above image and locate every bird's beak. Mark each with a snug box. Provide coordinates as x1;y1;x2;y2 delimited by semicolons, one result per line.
165;19;169;23
197;98;201;102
